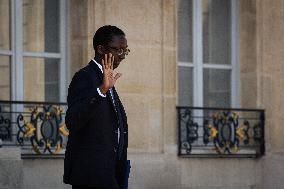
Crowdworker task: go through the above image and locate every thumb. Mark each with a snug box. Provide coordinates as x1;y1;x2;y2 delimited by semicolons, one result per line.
114;73;122;81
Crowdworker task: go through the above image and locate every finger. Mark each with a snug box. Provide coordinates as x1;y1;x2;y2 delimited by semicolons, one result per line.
108;53;112;66
104;54;108;69
102;59;105;70
111;56;114;70
114;73;122;81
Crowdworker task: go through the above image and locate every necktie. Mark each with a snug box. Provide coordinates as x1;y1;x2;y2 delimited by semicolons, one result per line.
109;88;125;160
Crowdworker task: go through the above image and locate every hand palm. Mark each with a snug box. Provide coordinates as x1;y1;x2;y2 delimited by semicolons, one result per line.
100;53;122;94
103;67;115;88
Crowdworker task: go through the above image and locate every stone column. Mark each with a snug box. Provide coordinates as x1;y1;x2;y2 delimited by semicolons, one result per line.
69;0;91;76
239;0;258;108
255;0;284;188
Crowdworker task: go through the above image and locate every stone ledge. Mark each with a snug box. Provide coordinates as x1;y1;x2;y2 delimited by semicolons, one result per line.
0;147;23;189
0;147;21;160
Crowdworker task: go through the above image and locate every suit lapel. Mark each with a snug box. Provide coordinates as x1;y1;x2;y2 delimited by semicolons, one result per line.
112;87;122;111
89;60;120;118
107;90;116;112
89;60;118;114
89;60;103;82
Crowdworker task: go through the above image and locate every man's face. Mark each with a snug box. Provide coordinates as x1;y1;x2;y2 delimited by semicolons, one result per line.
105;35;128;69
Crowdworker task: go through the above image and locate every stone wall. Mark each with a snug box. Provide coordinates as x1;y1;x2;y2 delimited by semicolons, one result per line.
22;159;70;189
1;0;284;188
0;148;23;189
255;0;284;188
66;0;284;188
69;0;177;155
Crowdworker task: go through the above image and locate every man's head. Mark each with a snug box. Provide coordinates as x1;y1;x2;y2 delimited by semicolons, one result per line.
93;25;129;69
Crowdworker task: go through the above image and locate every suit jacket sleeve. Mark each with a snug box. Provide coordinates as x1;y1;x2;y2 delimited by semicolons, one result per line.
65;70;104;131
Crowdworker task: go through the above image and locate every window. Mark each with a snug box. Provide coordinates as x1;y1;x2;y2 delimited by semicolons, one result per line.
176;1;264;158
178;0;239;108
0;0;12;101
0;0;67;102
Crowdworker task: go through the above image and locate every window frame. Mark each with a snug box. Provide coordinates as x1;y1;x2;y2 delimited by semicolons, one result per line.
177;0;240;108
0;0;68;103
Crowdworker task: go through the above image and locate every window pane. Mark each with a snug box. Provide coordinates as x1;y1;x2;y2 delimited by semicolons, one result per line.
23;0;60;53
178;67;193;106
0;0;11;50
202;0;231;64
0;56;11;100
178;0;193;63
203;69;231;107
24;57;59;102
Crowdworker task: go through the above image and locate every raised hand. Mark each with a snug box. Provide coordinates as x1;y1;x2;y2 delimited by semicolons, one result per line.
99;53;122;94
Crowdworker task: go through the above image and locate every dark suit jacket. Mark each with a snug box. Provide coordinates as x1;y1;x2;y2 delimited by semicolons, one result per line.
63;60;128;188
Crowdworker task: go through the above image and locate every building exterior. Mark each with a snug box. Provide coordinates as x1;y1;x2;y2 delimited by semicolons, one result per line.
0;0;284;189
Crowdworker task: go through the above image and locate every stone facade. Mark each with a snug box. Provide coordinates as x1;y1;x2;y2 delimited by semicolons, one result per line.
1;0;284;188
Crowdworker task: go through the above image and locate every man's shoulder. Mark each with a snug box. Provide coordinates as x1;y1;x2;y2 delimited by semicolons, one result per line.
73;62;95;78
71;63;103;87
79;61;93;73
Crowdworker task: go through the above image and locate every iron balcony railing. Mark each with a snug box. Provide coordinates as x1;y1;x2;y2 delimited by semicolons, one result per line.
177;106;265;158
0;100;68;156
0;101;265;158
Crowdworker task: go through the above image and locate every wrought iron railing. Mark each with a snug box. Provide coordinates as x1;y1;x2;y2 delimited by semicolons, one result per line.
0;101;68;155
177;106;265;158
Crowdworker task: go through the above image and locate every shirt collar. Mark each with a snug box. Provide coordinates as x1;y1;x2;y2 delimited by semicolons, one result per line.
92;59;103;73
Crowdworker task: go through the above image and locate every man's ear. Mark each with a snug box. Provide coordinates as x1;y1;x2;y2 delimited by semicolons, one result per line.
96;45;105;55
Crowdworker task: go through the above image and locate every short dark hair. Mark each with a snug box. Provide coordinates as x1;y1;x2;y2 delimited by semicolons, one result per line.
93;25;125;50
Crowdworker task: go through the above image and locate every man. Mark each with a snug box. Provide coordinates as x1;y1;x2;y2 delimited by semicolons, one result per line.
63;25;130;189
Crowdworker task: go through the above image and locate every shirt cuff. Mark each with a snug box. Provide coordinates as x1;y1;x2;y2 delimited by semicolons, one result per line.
97;87;106;97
